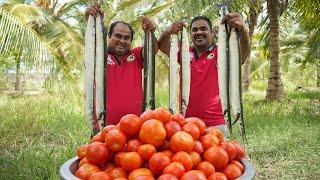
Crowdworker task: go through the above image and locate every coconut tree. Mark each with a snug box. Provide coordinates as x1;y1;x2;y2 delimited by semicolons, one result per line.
0;0;84;92
264;0;288;101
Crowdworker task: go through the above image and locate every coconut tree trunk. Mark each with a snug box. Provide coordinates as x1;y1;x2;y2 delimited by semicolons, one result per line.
242;1;262;92
14;55;21;91
266;0;285;101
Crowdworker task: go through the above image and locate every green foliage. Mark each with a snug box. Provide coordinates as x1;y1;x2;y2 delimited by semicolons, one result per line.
0;93;89;179
243;90;320;179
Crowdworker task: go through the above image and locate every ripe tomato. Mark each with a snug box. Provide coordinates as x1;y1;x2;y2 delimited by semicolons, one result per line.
91;132;104;143
158;174;178;180
119;114;142;137
148;152;171;175
86;142;109;166
223;164;242;179
164;121;181;140
128;168;153;180
153;107;171;123
100;125;116;141
230;160;244;173
105;129;126;152
197;161;215;177
189;151;201;168
79;157;89;167
200;133;219;150
114;152;125;167
192;140;204;155
221;141;237;162
140;110;157;122
172;151;193;171
180;170;206;180
120;152;143;172
137;144;156;161
170;113;186;126
108;167;127;179
185;117;206;135
163;162;185;178
139;120;166;147
203;146;228;171
75;163;100;180
182;122;200;140
127;139;142;152
170;131;195;153
89;171;112;180
207;172;227;180
230;140;246;160
77;144;89;159
205;127;224;143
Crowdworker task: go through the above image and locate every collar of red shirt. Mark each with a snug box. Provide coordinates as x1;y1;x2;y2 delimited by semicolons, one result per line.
106;48;132;64
191;43;217;60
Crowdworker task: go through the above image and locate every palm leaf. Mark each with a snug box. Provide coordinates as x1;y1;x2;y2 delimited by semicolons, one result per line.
130;0;174;30
0;8;76;82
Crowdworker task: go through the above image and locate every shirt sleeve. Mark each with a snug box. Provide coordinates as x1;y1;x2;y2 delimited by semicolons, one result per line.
132;47;143;68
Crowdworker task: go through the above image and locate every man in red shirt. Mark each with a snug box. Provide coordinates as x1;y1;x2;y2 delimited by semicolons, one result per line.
85;4;157;125
158;15;249;135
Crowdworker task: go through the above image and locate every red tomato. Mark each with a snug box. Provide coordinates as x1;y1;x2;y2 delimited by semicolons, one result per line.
86;142;110;165
75;163;100;180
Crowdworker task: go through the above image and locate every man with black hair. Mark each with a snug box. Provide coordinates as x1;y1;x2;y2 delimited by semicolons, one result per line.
158;14;250;135
85;4;158;125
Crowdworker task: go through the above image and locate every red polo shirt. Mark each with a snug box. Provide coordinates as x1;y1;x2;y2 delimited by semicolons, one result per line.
105;47;143;125
185;45;225;126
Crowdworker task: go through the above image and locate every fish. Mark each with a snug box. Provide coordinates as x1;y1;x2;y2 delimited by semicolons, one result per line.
229;28;246;142
84;14;105;135
180;27;191;115
142;31;155;111
217;5;232;134
94;15;105;128
169;34;180;114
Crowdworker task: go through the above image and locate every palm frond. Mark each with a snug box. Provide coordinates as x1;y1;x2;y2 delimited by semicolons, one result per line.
54;0;82;18
0;8;76;82
130;0;174;30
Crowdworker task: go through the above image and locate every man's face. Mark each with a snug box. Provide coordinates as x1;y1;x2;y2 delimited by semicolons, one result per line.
108;24;132;57
190;19;213;50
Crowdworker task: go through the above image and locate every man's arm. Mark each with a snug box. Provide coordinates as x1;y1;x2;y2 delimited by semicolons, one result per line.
158;21;185;57
239;26;250;64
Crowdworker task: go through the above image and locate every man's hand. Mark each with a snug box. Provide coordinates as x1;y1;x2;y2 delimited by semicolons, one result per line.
165;21;185;35
141;17;156;33
222;13;250;62
221;13;246;32
85;3;103;20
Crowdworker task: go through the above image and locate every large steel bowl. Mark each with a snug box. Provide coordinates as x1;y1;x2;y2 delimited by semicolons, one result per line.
60;157;255;180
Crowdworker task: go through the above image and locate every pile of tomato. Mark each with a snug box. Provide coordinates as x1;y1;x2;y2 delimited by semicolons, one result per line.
75;107;246;180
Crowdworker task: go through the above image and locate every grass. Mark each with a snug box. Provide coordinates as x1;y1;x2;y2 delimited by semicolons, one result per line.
0;89;319;179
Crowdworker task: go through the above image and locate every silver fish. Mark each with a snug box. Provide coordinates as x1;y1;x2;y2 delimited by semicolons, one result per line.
169;34;180;114
217;5;232;133
229;28;246;141
94;15;105;128
143;31;155;111
84;15;105;135
180;27;191;115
